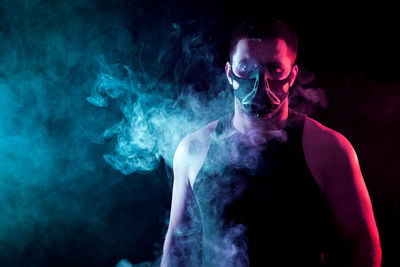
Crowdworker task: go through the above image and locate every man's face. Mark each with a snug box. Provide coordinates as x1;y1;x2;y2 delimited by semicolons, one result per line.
226;38;298;117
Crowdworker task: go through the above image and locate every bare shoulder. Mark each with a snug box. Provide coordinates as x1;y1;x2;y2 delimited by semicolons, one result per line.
178;120;219;156
174;120;219;188
303;116;359;193
303;116;356;153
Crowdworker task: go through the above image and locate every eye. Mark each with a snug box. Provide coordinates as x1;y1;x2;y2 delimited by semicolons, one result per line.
268;64;283;74
239;64;248;71
237;62;258;76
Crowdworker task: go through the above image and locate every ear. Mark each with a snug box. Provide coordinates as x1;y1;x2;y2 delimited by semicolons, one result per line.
289;64;298;87
225;61;233;85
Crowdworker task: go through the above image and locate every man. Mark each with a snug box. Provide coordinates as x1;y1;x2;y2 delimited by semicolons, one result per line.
161;18;381;266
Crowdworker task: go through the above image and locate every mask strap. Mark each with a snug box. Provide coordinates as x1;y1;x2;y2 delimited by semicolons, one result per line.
264;73;282;105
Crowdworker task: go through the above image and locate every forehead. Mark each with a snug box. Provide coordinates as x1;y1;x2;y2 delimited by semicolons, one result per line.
232;38;292;66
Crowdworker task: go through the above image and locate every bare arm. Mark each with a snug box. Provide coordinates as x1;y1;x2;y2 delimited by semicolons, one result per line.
160;120;220;266
319;127;382;266
160;137;200;267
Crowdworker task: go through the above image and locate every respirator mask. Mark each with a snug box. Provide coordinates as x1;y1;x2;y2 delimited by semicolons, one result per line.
230;65;293;118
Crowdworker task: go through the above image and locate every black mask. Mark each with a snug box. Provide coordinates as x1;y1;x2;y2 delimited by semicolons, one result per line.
230;67;292;117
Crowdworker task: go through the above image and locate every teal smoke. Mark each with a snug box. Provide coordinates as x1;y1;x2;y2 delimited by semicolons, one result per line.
0;0;230;265
0;0;325;265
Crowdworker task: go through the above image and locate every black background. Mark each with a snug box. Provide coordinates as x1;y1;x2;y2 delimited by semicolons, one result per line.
4;1;399;266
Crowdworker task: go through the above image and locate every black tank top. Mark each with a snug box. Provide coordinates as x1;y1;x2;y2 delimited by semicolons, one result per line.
193;110;331;266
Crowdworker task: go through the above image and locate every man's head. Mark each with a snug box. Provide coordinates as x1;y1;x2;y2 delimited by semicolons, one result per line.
226;18;299;118
228;18;298;64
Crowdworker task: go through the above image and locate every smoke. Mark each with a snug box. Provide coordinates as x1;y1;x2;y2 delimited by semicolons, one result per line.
289;65;328;115
85;16;235;267
0;0;326;265
0;0;181;265
0;0;233;265
86;21;237;175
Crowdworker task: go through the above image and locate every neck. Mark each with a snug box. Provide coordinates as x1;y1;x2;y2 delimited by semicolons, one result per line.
232;98;289;137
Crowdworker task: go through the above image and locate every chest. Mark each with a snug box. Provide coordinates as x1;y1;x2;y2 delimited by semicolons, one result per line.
195;135;323;208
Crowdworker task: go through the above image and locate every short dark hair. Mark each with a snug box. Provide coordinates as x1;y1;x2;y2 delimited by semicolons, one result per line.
229;18;298;63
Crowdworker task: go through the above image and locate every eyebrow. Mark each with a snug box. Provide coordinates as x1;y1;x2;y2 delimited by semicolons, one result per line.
237;58;283;65
237;59;254;65
265;61;283;67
